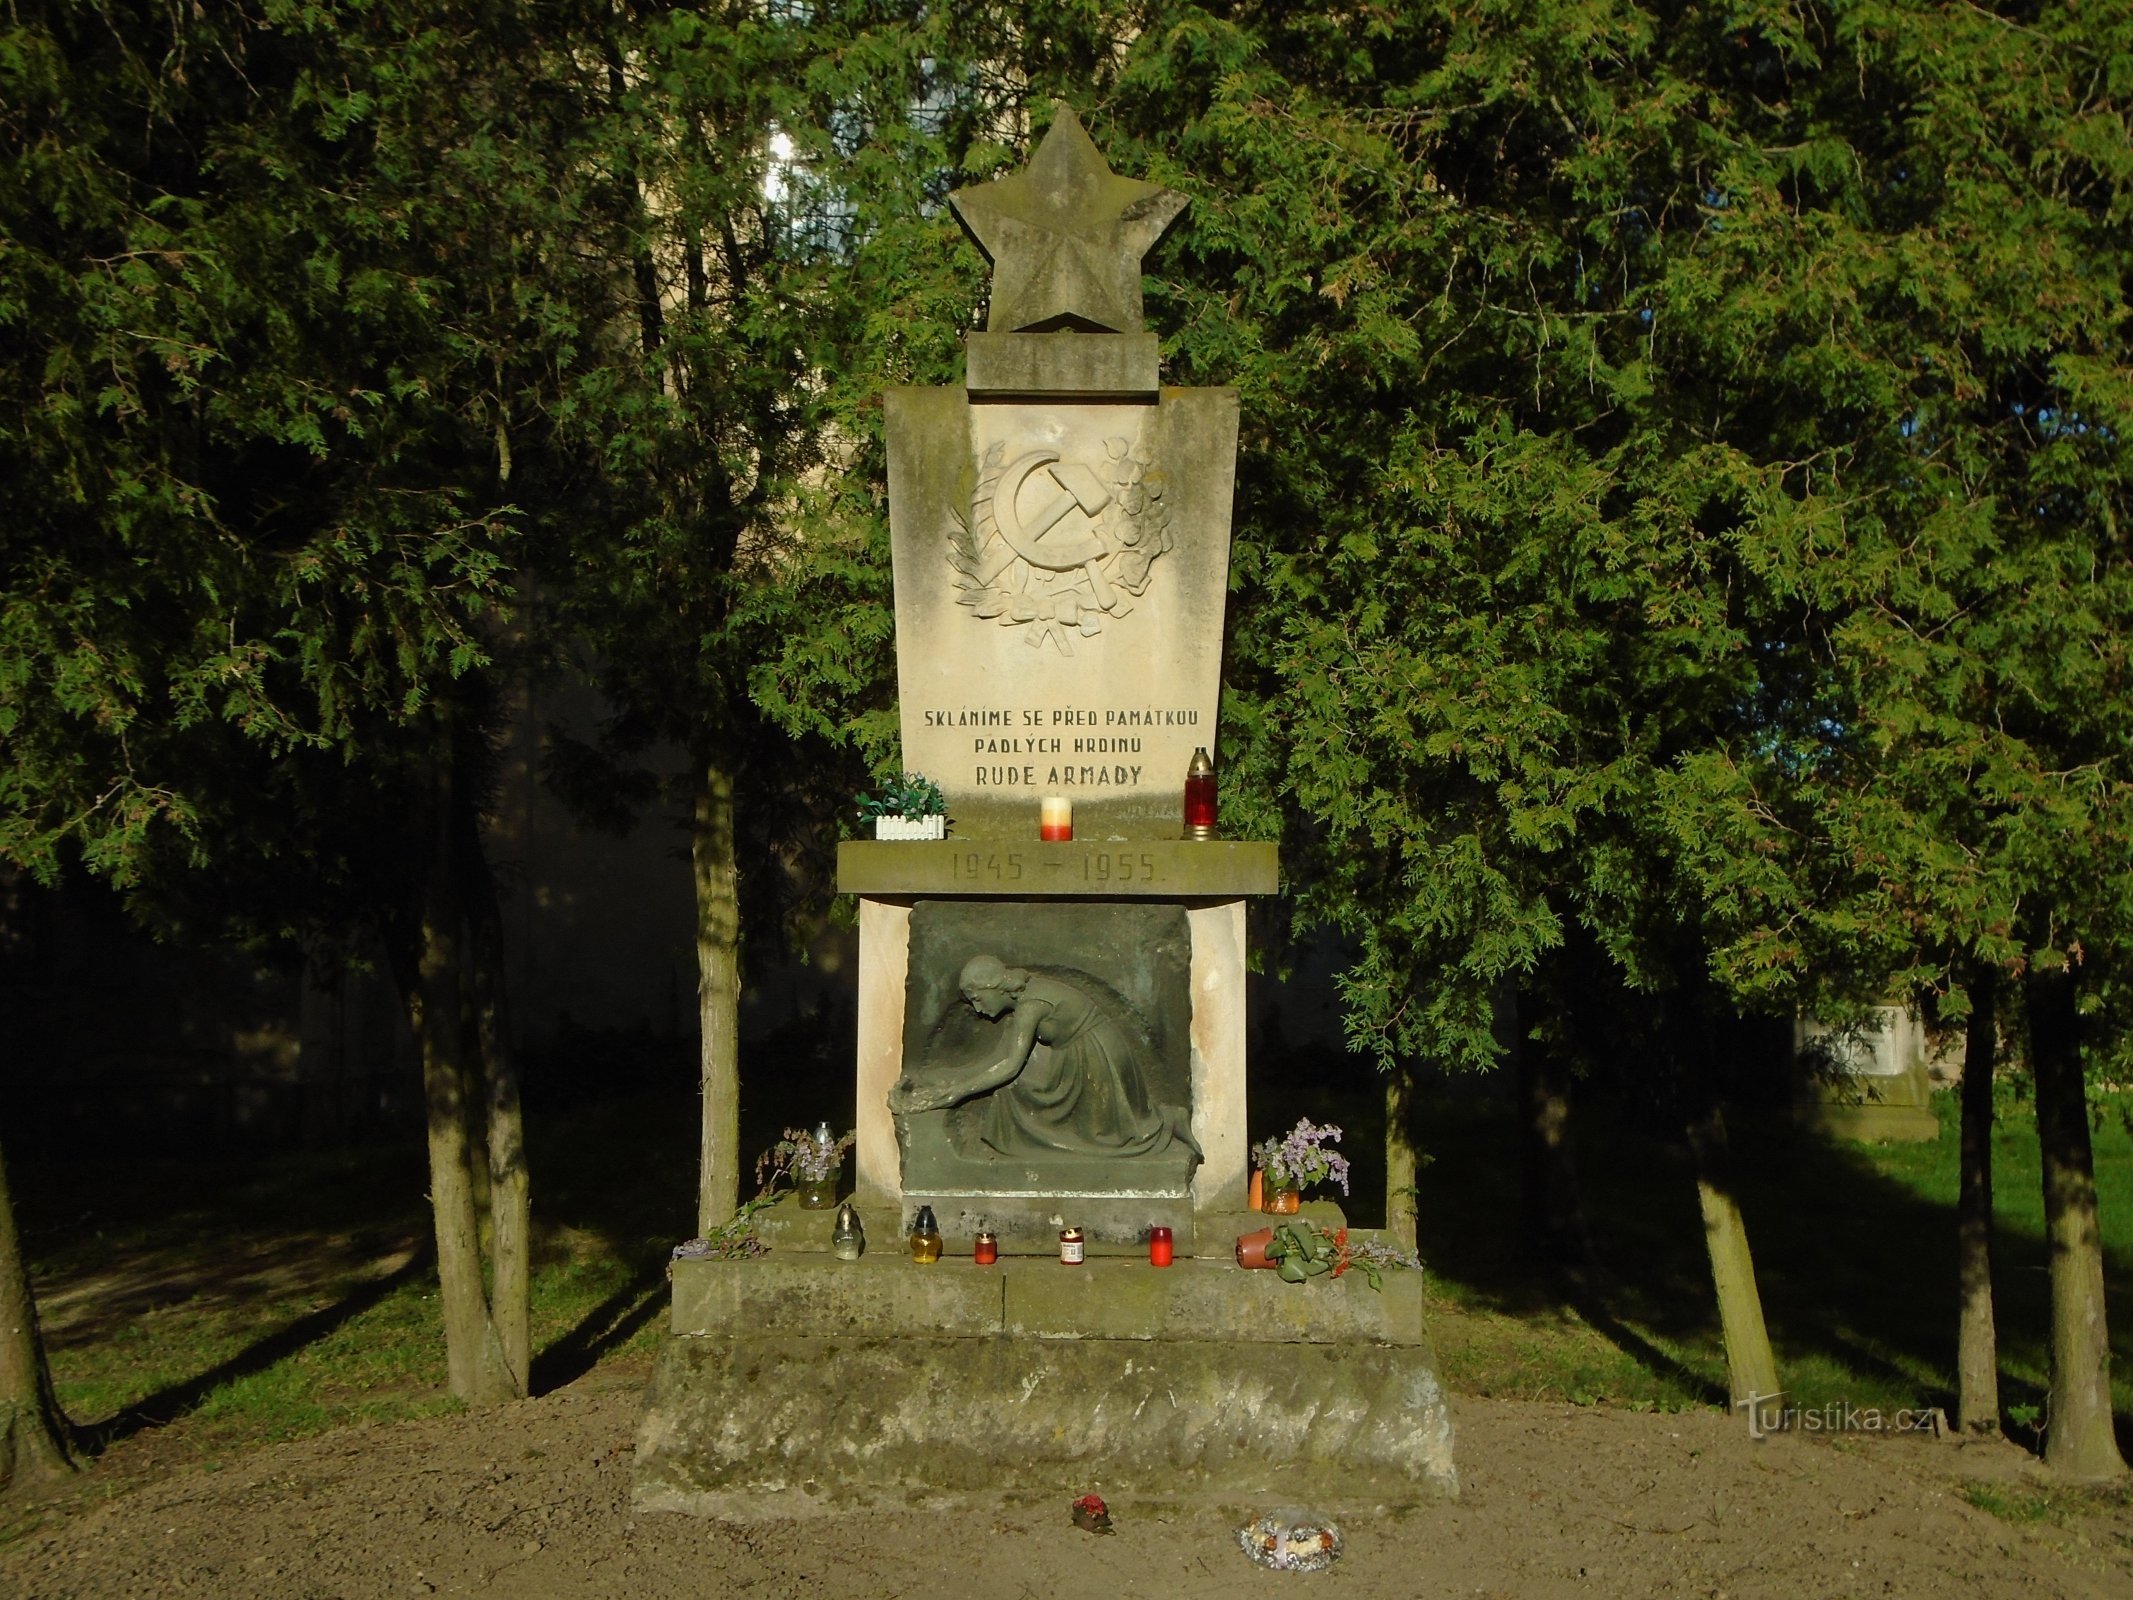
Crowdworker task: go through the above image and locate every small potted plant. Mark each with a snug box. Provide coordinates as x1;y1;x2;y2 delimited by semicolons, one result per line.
1250;1118;1351;1214
1234;1219;1422;1291
859;771;948;841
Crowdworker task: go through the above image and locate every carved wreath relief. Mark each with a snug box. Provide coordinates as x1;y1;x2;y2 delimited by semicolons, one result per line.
948;432;1171;655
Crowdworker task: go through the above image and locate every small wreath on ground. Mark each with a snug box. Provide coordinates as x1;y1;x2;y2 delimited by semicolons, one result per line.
1237;1507;1342;1572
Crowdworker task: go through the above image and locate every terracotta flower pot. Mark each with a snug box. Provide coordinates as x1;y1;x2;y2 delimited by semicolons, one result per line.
1235;1226;1277;1270
1261;1182;1301;1215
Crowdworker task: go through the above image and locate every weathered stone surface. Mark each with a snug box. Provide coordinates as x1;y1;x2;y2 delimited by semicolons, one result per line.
966;331;1159;397
1795;1005;1940;1142
670;1251;1428;1346
884;386;1240;840
948;108;1186;337
836;839;1279;897
669;1256;1003;1339
634;1333;1458;1514
1003;1258;1425;1345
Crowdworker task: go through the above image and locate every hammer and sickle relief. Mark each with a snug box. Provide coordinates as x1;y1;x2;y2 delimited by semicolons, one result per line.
947;435;1172;655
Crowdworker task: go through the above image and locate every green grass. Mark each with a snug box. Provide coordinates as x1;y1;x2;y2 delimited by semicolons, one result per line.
16;1064;2133;1480
1961;1484;2063;1524
1406;1082;2133;1443
19;1090;695;1460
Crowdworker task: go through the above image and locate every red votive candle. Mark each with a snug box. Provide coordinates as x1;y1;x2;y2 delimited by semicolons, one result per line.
1148;1225;1174;1268
1040;796;1073;841
974;1230;998;1266
1183;747;1216;840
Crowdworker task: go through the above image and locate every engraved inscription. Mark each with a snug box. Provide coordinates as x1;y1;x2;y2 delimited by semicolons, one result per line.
945;848;1165;888
1084;850;1160;886
952;850;1027;884
919;702;1200;791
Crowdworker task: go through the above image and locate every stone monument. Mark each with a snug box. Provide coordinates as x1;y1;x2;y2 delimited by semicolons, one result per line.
635;107;1456;1513
1795;1005;1942;1142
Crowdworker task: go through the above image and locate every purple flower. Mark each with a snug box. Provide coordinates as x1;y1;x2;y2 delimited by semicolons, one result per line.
1252;1118;1351;1195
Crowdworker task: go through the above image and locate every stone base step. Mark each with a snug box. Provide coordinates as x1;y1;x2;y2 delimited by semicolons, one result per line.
634;1332;1457;1515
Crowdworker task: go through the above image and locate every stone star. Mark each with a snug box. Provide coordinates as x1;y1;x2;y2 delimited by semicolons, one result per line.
950;105;1188;335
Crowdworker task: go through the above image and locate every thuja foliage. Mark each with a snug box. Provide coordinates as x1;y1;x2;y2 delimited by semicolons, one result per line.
0;1;624;886
1015;2;2133;1078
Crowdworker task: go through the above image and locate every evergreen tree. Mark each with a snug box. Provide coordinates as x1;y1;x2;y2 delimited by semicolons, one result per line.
0;0;619;1405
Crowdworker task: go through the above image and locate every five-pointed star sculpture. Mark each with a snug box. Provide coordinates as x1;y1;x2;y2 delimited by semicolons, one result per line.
950;106;1188;335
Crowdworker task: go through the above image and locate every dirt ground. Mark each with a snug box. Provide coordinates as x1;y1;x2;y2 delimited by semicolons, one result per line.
4;1359;2130;1600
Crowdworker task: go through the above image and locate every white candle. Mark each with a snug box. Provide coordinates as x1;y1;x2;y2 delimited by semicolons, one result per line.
1040;796;1072;841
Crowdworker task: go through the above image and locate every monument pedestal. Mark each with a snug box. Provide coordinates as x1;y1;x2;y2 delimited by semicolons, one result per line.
634;1254;1458;1515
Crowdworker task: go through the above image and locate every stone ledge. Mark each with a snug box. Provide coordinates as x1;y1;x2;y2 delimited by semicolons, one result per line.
752;1193;1349;1259
670;1246;1419;1345
755;1193;1194;1256
670;1254;1004;1338
965;331;1159;398
899;1192;1194;1255
634;1333;1457;1513
836;839;1278;898
1004;1256;1424;1345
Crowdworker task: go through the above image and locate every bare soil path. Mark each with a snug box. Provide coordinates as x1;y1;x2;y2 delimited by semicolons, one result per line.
4;1359;2127;1600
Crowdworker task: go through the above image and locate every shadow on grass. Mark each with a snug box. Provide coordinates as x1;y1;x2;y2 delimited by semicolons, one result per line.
531;1255;669;1395
1388;1076;2133;1450
1559;1276;1730;1409
84;1242;435;1454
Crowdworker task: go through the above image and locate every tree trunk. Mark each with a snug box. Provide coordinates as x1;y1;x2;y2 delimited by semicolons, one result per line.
694;756;743;1234
1956;968;2000;1436
1517;1029;1592;1271
1682;1063;1781;1425
0;1130;74;1489
408;754;518;1407
1384;1062;1418;1252
2027;962;2127;1480
463;802;531;1399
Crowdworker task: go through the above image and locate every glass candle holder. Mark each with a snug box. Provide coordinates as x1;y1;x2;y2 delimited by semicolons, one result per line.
1183;748;1216;840
1040;796;1073;841
832;1202;865;1261
973;1230;998;1266
1058;1226;1085;1265
1148;1225;1174;1268
909;1204;942;1265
